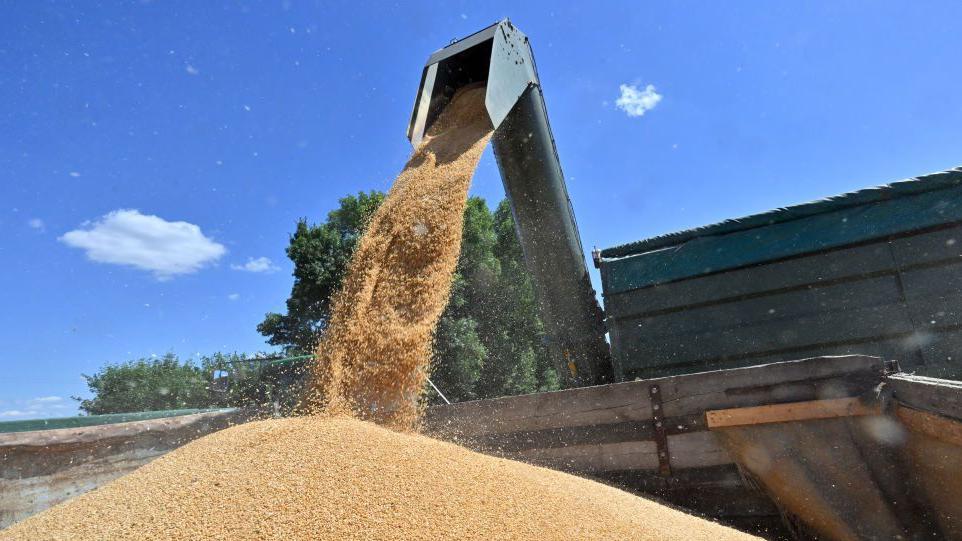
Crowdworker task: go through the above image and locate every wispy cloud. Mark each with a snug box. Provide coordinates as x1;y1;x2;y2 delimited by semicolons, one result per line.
0;396;69;420
227;293;240;301
28;218;45;232
231;256;279;274
615;83;662;118
59;209;226;280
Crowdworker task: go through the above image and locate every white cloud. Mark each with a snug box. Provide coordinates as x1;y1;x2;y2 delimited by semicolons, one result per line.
185;64;199;75
59;209;226;280
615;83;662;118
231;256;279;274
0;396;70;420
227;293;240;301
28;218;45;232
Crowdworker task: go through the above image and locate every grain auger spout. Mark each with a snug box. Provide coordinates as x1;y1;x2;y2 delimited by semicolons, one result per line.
407;19;613;387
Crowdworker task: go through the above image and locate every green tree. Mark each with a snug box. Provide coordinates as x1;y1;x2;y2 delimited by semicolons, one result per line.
204;352;310;414
261;193;560;403
74;352;308;415
258;191;385;354
476;200;558;398
73;353;213;415
429;198;499;402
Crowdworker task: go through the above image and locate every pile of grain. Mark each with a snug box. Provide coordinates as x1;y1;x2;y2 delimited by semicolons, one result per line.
1;417;757;540
0;84;761;541
308;84;494;429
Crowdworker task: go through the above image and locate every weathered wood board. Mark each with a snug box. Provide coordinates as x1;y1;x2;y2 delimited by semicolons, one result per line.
423;355;886;539
426;355;962;540
0;409;246;529
708;373;962;540
705;397;879;428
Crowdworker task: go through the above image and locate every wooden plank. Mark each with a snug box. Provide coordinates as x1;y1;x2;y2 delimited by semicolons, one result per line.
423;381;655;438
456;413;705;454
462;420;654;453
890;223;962;269
887;373;962;420
0;409;245;447
716;418;915;540
898;411;962;538
913;363;962;381
612;275;901;342
668;431;732;469
896;404;962;447
653;355;884;418
515;440;658;472
604;241;895;317
705;397;880;429
661;486;779;519
593;465;783;520
847;416;939;537
510;431;731;473
423;355;885;438
597;464;748;492
616;301;913;370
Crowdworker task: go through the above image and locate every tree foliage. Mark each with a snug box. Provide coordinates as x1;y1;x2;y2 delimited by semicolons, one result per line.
74;353;213;415
79;192;559;414
257;191;384;354
259;193;559;403
73;352;301;415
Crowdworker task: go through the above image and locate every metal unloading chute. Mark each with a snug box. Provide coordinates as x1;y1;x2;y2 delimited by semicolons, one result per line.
408;19;613;386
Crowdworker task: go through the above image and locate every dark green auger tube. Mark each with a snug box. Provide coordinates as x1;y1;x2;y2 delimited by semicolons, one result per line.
407;19;613;387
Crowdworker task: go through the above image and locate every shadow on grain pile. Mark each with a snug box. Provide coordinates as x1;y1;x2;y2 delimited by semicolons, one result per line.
0;86;758;541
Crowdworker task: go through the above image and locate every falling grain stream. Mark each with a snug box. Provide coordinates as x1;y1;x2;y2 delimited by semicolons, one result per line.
310;83;494;430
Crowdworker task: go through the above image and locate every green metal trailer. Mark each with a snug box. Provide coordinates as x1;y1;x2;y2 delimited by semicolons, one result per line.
598;167;962;381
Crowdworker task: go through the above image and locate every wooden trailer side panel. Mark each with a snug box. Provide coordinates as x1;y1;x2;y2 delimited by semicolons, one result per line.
888;374;962;538
0;410;245;529
704;373;962;540
423;355;885;536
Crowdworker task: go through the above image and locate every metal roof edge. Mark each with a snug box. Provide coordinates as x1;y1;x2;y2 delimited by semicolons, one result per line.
600;166;962;260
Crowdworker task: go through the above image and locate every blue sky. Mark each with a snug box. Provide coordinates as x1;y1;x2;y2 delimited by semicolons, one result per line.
2;1;960;419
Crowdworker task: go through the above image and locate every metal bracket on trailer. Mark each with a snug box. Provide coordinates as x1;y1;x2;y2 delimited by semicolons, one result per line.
649;384;672;476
